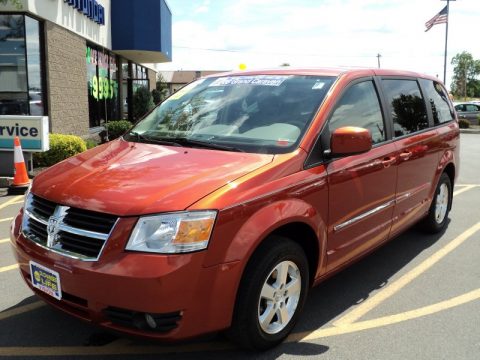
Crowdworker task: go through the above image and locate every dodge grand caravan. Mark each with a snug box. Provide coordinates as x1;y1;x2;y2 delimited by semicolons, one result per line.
10;68;459;350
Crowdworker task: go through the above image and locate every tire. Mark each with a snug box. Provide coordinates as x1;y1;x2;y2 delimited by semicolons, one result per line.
422;172;452;233
228;236;309;350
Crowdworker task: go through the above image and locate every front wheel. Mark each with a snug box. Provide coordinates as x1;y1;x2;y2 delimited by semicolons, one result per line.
422;172;452;233
228;236;309;350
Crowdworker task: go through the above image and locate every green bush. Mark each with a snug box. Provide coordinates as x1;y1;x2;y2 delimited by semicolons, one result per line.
458;119;470;129
103;120;132;141
33;134;87;167
84;138;98;149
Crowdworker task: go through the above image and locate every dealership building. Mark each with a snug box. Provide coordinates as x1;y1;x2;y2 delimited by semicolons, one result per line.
0;0;172;175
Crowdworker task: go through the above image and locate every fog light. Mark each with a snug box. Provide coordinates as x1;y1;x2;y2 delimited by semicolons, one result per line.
144;313;157;329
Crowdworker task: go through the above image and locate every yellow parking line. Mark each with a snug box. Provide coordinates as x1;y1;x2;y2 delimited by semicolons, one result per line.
0;301;46;321
0;217;13;223
0;238;10;244
0;195;24;210
0;287;479;356
289;287;480;342
453;185;476;197
332;221;480;326
0;342;234;357
0;264;19;273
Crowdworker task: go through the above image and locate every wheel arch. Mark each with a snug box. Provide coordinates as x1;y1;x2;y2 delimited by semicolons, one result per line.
442;162;455;210
268;222;321;287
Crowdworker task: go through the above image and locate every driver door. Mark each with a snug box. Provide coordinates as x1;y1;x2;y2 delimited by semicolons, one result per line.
324;79;397;272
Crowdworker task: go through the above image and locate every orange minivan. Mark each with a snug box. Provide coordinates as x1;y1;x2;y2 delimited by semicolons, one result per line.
11;68;459;350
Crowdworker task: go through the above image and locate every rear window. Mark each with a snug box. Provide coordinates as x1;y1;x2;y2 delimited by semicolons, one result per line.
382;79;428;137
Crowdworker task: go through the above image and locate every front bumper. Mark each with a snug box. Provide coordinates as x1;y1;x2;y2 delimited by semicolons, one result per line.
10;211;241;340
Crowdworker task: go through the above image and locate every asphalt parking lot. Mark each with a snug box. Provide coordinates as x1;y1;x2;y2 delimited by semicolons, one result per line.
1;133;479;359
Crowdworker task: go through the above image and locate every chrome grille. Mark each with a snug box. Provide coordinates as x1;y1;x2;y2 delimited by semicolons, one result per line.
22;194;118;261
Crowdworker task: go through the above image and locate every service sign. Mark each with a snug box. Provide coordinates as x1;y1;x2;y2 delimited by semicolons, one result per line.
0;116;49;152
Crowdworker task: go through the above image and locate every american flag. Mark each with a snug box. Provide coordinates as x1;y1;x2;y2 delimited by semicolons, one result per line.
425;5;448;32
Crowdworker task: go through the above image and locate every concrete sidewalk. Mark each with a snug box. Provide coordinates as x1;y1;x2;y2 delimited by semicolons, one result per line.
460;128;480;134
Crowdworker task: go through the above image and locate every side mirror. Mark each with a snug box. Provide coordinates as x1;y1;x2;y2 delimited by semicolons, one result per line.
330;126;372;156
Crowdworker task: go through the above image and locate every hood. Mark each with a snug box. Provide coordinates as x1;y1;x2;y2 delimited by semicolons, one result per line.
32;139;273;216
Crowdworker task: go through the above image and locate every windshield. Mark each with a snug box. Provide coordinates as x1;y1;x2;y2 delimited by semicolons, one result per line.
126;75;335;154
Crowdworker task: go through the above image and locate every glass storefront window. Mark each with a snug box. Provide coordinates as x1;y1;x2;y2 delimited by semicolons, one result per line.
86;43;120;127
25;16;44;116
120;61;150;121
0;15;27;115
0;14;44;116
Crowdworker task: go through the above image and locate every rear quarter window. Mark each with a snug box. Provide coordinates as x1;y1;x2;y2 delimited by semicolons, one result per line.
382;79;428;137
420;79;454;125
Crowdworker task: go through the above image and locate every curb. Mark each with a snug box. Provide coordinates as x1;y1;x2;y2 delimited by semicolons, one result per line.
460;129;480;134
0;177;12;188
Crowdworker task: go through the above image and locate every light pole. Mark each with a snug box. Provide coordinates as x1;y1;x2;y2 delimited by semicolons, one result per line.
377;53;381;69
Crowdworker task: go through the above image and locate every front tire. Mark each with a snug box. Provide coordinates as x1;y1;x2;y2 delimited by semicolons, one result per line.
422;172;452;233
228;236;309;350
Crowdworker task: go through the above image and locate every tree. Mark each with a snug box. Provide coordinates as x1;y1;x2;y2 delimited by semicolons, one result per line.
151;74;169;105
451;51;480;98
132;87;154;120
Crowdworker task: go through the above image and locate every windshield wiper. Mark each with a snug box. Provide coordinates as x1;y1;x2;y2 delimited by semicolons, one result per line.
125;132;182;147
169;137;245;152
126;133;244;152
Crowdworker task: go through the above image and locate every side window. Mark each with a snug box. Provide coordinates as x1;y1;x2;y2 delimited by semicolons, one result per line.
421;80;454;125
465;104;480;112
382;79;428;137
329;81;385;144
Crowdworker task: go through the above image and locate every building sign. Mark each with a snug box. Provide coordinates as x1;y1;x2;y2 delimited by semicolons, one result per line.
64;0;105;25
86;44;120;128
0;116;49;152
86;46;117;101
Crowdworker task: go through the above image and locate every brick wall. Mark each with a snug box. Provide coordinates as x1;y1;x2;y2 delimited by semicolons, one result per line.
147;68;157;91
44;22;90;137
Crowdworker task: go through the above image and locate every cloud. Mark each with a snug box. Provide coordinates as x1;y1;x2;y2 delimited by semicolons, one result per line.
194;0;210;14
158;0;480;86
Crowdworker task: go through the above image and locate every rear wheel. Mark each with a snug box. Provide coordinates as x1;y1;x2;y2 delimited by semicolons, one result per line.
422;172;452;233
228;236;309;350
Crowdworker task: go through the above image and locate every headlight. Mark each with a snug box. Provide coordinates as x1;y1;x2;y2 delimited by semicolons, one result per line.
126;211;217;254
21;183;33;234
23;182;32;209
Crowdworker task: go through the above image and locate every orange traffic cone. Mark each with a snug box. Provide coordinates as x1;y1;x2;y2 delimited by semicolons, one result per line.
9;136;30;193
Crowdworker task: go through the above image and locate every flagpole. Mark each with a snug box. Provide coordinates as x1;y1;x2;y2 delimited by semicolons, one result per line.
443;0;450;84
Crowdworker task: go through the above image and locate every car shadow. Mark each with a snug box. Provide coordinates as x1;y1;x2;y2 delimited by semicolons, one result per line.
0;222;449;359
295;221;450;334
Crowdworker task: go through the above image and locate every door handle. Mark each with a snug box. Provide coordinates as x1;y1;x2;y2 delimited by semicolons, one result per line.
399;151;412;161
381;156;396;168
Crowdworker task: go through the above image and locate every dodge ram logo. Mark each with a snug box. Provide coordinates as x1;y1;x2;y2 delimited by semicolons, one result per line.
46;206;69;248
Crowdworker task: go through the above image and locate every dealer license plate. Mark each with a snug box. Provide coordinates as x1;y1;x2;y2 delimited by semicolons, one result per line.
29;261;62;300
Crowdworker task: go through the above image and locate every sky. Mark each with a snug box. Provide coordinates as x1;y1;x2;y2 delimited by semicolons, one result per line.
154;0;480;88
